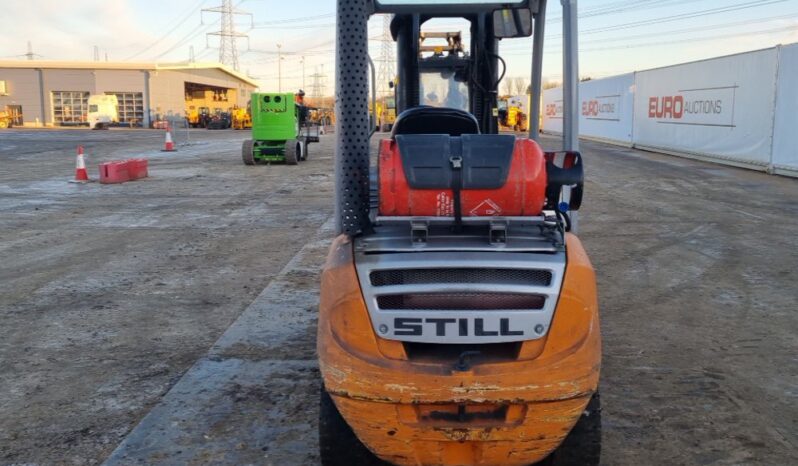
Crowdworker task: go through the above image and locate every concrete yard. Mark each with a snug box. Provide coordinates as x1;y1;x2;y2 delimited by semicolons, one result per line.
1;129;797;465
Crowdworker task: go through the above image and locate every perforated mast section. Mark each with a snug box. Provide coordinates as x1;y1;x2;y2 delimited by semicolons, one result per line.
335;0;372;236
561;0;580;153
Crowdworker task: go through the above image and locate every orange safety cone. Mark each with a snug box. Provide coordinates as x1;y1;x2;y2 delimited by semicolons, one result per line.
161;127;177;152
70;145;90;183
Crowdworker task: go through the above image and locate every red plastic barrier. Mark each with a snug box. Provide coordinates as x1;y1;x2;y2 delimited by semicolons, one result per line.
127;158;149;180
99;161;130;184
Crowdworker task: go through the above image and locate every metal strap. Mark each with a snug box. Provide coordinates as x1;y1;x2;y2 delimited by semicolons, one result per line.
449;155;464;232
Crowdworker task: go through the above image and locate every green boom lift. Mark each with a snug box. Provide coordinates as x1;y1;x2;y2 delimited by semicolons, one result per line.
242;92;319;165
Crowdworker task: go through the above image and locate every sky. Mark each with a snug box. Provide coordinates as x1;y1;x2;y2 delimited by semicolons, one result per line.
0;0;796;95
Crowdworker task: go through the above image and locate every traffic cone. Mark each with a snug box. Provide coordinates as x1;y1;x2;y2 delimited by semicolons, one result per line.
161;128;176;152
71;145;90;183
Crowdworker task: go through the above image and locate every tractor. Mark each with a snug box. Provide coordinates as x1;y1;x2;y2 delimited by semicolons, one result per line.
241;92;319;166
317;1;599;465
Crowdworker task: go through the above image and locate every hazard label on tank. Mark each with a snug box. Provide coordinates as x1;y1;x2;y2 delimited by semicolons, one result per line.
470;199;502;216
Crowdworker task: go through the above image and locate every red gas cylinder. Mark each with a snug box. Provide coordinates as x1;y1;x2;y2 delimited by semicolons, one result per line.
99;161;131;184
378;137;547;217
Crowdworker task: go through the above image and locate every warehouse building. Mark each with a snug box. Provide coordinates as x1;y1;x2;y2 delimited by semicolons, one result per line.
0;61;259;128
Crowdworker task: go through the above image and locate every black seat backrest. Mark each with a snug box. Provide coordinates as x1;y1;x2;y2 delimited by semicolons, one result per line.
395;134;516;190
391;106;480;137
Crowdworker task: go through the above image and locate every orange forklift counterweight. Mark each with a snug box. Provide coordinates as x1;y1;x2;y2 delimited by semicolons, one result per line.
318;234;601;466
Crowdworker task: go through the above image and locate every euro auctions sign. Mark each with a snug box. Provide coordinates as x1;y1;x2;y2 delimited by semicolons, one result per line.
545;100;563;119
633;48;779;166
578;73;635;143
647;86;736;127
542;73;635;144
583;95;621;121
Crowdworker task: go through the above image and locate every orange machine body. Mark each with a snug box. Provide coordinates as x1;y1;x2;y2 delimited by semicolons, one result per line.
317;234;601;466
378;138;547;217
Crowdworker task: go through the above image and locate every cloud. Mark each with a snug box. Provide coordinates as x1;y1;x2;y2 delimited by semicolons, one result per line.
0;0;161;61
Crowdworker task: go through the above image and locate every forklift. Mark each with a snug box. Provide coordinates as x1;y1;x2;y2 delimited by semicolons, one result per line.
318;1;598;465
241;92;319;165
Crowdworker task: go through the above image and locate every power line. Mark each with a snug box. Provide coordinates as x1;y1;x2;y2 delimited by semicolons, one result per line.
203;0;253;70
125;0;208;61
254;23;336;29
579;24;797;53
252;13;335;27
248;38;335;56
571;0;787;37
583;12;798;45
502;22;796;56
501;10;798;52
153;22;215;60
561;0;697;20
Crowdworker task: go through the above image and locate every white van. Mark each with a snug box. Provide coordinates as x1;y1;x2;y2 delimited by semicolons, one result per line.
87;95;118;129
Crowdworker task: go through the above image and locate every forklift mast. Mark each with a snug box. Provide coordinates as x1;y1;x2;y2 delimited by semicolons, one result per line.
392;13;501;134
334;0;580;237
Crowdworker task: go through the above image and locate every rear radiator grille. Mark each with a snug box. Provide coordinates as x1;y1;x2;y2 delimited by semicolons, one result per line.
370;268;552;287
354;250;566;343
377;293;546;311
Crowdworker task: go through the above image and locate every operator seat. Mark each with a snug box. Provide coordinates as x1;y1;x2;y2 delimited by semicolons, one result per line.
390;106;480;138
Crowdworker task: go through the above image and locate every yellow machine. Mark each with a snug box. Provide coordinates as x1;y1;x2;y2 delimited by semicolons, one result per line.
232;104;252;130
310;108;335;127
377;96;397;132
0;110;12;129
185;86;237;128
498;96;529;132
187;107;197;126
187;106;205;128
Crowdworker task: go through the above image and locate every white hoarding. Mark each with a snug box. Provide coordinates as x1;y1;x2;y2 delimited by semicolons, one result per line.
633;48;780;167
772;44;798;175
579;73;635;144
542;86;563;134
542;74;635;144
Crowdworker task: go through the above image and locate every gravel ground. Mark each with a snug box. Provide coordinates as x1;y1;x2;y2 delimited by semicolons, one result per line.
1;129;796;465
0;129;334;465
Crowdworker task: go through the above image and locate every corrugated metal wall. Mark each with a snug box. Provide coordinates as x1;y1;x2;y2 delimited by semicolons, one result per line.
41;70;95;125
0;66;256;127
149;68;255;121
0;69;44;124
